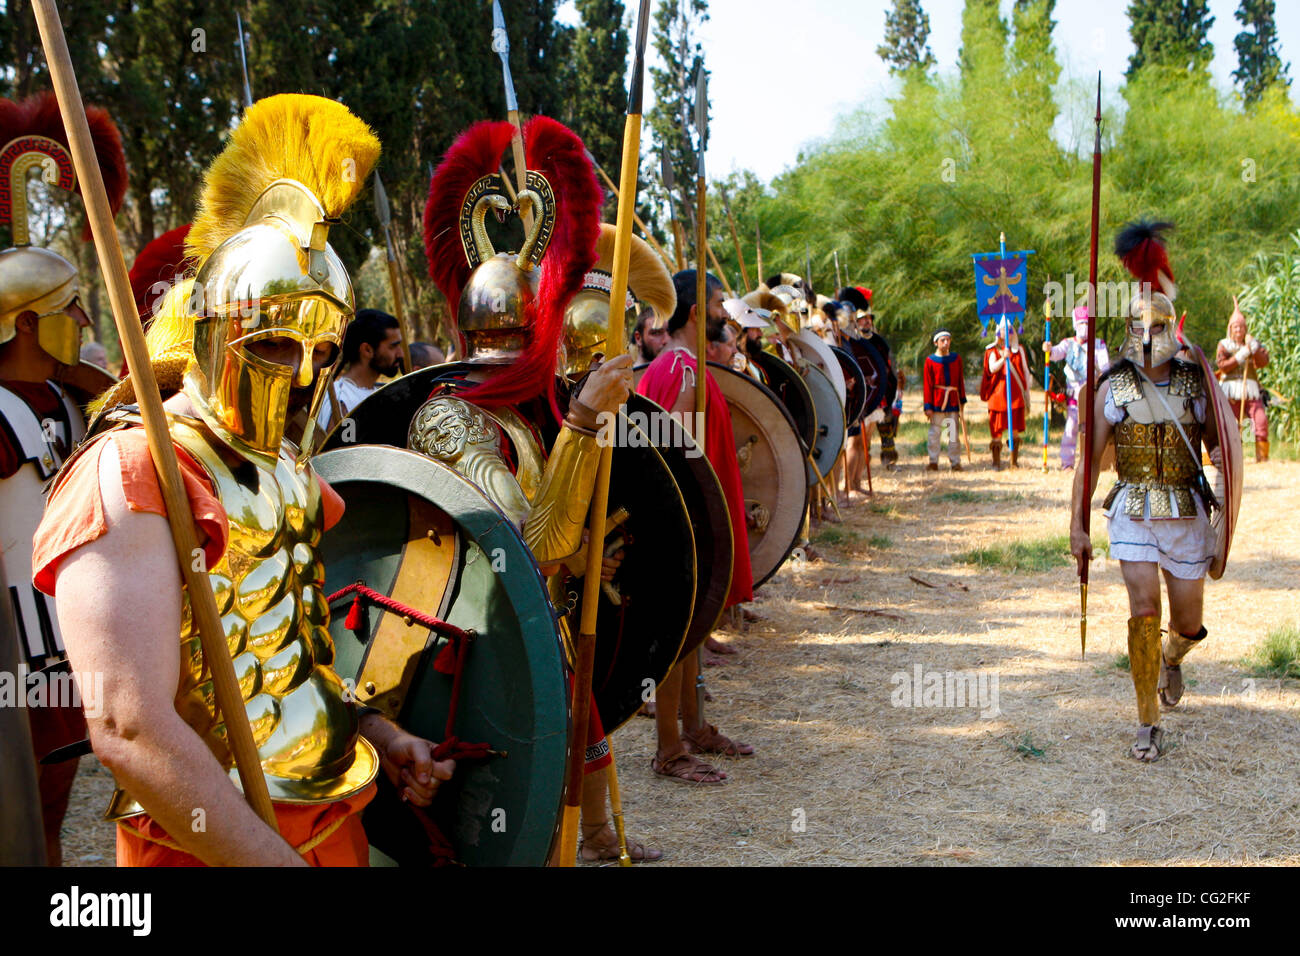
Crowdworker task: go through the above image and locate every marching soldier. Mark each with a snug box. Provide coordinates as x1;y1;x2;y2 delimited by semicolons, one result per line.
1070;221;1232;762
418;117;670;860
1216;297;1270;462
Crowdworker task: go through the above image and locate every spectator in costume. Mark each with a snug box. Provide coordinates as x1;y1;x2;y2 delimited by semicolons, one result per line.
923;330;966;471
1215;297;1270;462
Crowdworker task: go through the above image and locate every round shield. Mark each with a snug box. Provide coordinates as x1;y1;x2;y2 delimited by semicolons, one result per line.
832;345;868;426
751;349;817;452
327;366;693;736
803;364;846;486
1189;345;1243;579
624;392;734;661
708;362;809;589
793;330;847;409
556;396;696;732
320;363;492;453
314;445;567;867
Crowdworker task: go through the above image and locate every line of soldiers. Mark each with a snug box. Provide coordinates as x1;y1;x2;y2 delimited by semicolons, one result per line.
0;91;1260;868
1;84;896;866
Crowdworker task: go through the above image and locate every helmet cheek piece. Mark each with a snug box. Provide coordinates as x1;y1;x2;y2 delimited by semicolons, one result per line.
35;306;83;366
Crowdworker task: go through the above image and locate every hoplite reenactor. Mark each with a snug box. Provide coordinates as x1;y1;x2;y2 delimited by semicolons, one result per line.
416;117;671;860
0;91;126;865
722;297;771;383
839;285;899;468
30;96;453;865
980;317;1032;469
638;269;755;783
1215;297;1271;462
1070;220;1240;761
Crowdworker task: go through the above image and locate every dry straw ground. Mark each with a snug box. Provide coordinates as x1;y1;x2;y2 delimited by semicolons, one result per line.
58;407;1300;868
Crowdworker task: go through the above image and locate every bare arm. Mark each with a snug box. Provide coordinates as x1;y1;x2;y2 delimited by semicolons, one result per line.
55;440;304;866
1069;381;1115;575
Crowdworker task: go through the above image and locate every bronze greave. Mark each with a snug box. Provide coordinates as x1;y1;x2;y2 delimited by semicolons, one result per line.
1163;625;1206;667
1128;615;1162;726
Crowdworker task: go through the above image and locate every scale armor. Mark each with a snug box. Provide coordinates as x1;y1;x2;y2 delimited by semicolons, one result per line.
1102;360;1205;519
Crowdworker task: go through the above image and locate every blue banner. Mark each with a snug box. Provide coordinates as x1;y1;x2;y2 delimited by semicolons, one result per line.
972;247;1035;336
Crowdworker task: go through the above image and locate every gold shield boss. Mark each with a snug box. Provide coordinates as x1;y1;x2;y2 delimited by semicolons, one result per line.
186;179;349;462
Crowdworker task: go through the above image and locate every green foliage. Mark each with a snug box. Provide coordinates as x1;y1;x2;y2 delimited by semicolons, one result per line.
1239;232;1300;443
812;526;858;547
876;0;936;77
1010;0;1059;143
867;534;894;550
1113;653;1131;671
1234;0;1291;105
1126;0;1215;79
569;0;629;196
1244;622;1300;678
706;10;1300;369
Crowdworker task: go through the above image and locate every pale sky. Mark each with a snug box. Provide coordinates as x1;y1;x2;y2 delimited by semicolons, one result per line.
561;0;1300;183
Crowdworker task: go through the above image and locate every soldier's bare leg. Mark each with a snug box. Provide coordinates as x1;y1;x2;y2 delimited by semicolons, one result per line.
578;761;662;862
1159;570;1206;708
651;663;725;783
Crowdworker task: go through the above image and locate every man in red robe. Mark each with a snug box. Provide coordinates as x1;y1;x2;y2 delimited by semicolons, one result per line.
636;270;754;784
980;320;1032;469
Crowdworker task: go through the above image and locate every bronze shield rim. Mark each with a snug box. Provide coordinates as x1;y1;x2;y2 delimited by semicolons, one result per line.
707;361;809;589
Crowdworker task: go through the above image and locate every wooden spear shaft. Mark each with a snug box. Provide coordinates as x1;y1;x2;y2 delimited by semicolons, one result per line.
31;0;279;830
719;186;750;291
557;0;651;866
384;251;414;373
694;179;707;439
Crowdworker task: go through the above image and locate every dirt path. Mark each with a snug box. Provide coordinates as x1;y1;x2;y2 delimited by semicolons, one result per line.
59;408;1300;867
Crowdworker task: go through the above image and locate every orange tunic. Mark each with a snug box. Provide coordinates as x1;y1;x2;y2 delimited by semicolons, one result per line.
32;425;370;867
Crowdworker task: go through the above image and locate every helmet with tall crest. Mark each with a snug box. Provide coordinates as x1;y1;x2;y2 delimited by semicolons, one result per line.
1115;219;1181;368
0;92;128;366
164;94;380;464
423;116;602;415
561;222;675;379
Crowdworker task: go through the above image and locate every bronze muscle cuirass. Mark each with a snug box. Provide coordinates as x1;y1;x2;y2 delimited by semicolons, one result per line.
107;415;377;820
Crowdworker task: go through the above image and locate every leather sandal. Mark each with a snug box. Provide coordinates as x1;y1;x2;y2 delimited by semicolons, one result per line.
580;824;664;862
683;722;755;757
651;748;726;784
1131;724;1163;762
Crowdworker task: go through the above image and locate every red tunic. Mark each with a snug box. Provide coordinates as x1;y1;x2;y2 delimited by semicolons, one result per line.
922;353;966;413
980;344;1031;435
637;348;754;607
